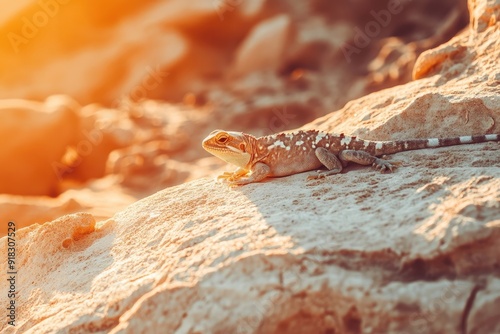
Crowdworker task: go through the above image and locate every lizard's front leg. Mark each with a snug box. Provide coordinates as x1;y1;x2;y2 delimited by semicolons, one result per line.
227;162;271;186
340;150;395;172
217;167;249;182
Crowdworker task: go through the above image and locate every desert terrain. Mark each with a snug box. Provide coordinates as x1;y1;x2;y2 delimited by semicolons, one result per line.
0;0;499;333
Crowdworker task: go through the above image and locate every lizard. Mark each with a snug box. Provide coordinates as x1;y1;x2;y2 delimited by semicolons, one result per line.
202;129;500;185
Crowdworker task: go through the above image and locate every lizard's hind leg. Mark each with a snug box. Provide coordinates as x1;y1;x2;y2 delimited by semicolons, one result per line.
307;147;344;180
339;150;395;172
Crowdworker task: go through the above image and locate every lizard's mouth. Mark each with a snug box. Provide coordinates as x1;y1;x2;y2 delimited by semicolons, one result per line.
202;144;251;169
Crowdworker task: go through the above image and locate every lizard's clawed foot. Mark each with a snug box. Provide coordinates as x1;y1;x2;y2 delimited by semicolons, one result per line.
216;172;238;182
216;170;248;183
372;158;397;173
216;172;252;186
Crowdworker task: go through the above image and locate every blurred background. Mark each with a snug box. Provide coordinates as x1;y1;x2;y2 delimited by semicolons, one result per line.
0;0;468;234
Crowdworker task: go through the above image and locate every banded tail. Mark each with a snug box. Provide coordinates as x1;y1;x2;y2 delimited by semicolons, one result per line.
373;134;500;156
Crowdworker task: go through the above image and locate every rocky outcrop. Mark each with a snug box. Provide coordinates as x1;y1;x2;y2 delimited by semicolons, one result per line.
0;0;499;333
0;95;79;196
2;159;499;333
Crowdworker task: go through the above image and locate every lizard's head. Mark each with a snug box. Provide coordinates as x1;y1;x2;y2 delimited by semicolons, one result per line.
202;130;254;168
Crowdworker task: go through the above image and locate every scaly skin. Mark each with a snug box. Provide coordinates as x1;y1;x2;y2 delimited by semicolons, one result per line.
202;129;500;186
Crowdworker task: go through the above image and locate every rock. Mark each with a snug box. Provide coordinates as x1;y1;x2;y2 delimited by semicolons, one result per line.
467;279;500;334
305;21;500;140
2;160;499;332
468;0;500;32
231;14;295;77
0;197;84;237
0;95;80;196
0;0;499;332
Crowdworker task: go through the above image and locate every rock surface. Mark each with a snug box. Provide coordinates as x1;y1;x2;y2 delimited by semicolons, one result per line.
231;14;295;77
1;157;499;332
0;95;80;196
1;0;500;333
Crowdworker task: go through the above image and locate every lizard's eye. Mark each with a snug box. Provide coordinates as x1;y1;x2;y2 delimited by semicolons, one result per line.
217;136;228;144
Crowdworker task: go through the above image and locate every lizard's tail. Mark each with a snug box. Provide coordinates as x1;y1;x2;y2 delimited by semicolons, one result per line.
373;134;500;156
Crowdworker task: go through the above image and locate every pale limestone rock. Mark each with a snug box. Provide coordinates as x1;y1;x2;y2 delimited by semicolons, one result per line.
231;14;295;77
306;22;500;140
467;278;500;334
0;95;80;196
468;0;500;31
1;159;499;332
0;0;499;333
